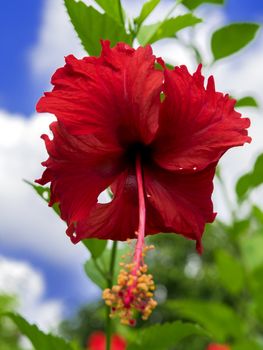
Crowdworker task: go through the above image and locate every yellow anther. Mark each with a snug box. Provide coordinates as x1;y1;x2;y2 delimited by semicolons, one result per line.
102;240;157;326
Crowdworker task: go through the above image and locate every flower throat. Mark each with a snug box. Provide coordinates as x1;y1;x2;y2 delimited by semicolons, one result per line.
102;154;157;325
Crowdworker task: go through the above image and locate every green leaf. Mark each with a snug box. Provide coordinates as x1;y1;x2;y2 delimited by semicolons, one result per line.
84;244;130;289
64;0;132;56
127;321;209;350
252;205;263;225
240;232;263;271
182;0;224;11
166;300;244;342
24;180;60;215
236;154;263;201
82;238;107;259
228;219;250;236
236;96;259;108
137;14;202;45
1;313;75;350
0;295;17;313
215;250;244;295
134;0;160;26
235;173;253;200
211;23;260;60
84;258;107;289
94;0;124;24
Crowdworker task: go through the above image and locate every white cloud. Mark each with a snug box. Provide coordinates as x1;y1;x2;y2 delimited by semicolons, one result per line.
29;0;85;79
0;110;89;266
0;255;63;332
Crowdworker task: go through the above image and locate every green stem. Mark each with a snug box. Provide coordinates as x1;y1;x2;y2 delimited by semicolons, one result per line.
217;170;236;222
105;241;118;350
165;0;183;20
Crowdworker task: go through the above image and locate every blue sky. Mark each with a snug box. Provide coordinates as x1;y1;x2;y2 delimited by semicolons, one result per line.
0;0;263;326
0;0;43;115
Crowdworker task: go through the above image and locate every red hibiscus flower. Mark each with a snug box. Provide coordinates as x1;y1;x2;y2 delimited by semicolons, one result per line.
36;41;250;323
36;40;250;250
87;331;126;350
207;343;231;350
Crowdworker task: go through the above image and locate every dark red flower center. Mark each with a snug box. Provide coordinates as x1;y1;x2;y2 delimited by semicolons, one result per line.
125;142;152;166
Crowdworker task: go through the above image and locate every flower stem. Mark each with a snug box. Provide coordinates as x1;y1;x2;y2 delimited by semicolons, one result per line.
106;240;118;350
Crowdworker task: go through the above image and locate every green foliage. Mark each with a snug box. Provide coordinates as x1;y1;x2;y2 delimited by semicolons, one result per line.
0;295;16;313
182;0;224;11
240;232;263;272
94;0;124;24
64;0;132;56
215;250;244;295
252;205;263;225
166;300;244;342
82;239;107;259
1;313;78;350
232;341;262;350
236;96;259;108
134;0;160;26
236;153;263;201
84;244;129;289
0;296;22;350
84;258;107;289
211;23;260;60
127;321;209;350
25;180;60;214
137;14;202;45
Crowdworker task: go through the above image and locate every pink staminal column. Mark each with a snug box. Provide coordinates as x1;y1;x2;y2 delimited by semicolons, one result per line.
103;155;157;325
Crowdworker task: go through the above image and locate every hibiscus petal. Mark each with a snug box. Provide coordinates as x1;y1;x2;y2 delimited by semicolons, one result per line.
144;164;217;253
37;41;163;145
36;122;124;239
70;168;162;243
152;65;251;172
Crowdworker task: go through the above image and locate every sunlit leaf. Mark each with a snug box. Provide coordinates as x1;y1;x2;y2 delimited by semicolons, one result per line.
64;0;132;56
0;295;17;313
182;0;224;10
236;96;259;108
82;239;107;259
166;300;244;341
94;0;124;24
127;321;209;350
252;205;263;225
211;23;260;60
215;250;244;295
1;313;76;350
25;180;60;215
137;14;201;45
236;153;263;201
134;0;160;26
